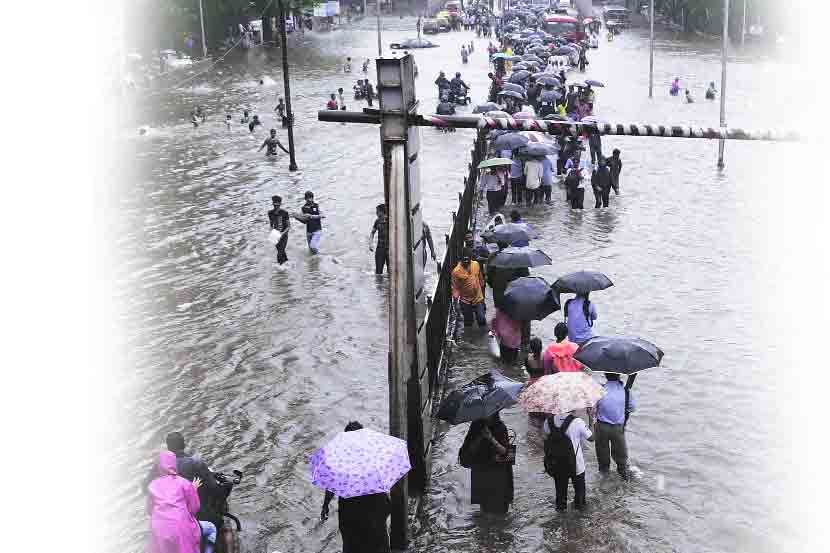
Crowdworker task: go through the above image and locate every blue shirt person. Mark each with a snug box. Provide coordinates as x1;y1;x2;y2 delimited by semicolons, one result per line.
593;373;635;478
565;294;597;344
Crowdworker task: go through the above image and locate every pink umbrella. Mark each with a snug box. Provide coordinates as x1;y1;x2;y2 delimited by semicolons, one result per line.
518;372;606;415
310;428;411;498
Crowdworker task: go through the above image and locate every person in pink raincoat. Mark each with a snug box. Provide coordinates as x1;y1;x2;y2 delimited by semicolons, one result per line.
491;307;522;365
146;451;203;553
543;322;583;374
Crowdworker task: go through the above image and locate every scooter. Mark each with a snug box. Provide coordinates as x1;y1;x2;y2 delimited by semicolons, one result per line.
449;88;471;106
210;469;244;553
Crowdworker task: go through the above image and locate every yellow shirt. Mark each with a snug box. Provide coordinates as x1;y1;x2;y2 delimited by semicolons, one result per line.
452;261;485;305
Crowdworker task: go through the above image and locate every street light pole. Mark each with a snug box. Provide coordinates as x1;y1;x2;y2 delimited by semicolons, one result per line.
648;0;654;98
717;0;729;169
198;0;208;58
279;0;299;171
377;1;382;56
741;0;747;46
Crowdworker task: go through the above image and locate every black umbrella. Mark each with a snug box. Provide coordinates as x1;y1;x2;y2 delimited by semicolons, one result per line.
508;70;531;83
552;271;613;295
488;246;552;269
536;75;561;87
523;54;544;64
474;102;501;113
573;336;664;375
512;63;531;71
519;143;558;158
501;276;561;321
543;113;569;121
539;90;563;103
491;133;529;150
501;82;526;94
436;372;524;424
482;222;539;244
498;89;526;101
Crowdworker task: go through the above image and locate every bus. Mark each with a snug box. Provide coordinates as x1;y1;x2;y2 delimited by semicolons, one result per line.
544;14;585;41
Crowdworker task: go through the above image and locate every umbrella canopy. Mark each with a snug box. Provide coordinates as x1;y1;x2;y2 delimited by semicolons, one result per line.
512;63;531;71
513;111;535;120
310;428;411;498
501;276;560;321
491;133;530;150
533;71;561;79
539;90;563;103
482;222;539;244
543;113;569;121
436;372;524;424
507;55;524;62
536;75;561;87
501;82;526;93
473;102;502;114
491;52;509;59
486;110;512;119
498;89;527;100
552;271;613;295
579;115;607;125
523;55;544;63
478;157;514;169
490;247;552;269
519;373;606;415
574;336;665;375
585;79;605;87
508;70;531;83
519;142;558;157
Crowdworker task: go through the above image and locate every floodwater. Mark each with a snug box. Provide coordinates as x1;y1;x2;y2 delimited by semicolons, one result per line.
111;14;803;553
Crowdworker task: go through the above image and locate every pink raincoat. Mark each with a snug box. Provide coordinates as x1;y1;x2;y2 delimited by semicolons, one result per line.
542;339;583;374
491;309;522;349
146;451;201;553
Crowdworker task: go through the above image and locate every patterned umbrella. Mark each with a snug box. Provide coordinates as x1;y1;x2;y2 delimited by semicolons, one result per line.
518;373;606;415
310;428;411;498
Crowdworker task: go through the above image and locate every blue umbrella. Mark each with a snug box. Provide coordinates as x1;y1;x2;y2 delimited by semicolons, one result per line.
482;222;539;243
536;75;561;86
501;276;561;321
489;247;552;269
436;372;524;424
585;79;605;87
501;82;526;94
474;102;502;114
491;52;509;59
498;89;527;100
574;336;664;375
508;70;531;83
519;143;558;158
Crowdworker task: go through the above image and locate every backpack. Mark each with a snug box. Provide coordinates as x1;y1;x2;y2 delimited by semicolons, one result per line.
543;415;577;477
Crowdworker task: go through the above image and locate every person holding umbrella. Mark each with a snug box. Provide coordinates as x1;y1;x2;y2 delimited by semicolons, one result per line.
452;249;487;327
317;421;404;553
491;307;522;364
458;412;514;514
564;292;597;344
593;374;635;479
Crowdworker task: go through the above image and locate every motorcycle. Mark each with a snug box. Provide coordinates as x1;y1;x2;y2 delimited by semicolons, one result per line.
210;469;244;553
449;87;471;106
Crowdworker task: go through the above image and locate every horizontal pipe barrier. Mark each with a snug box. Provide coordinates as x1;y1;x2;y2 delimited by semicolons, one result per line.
317;110;803;142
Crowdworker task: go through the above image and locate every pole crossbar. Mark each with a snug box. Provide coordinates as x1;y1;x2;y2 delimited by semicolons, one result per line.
317;111;802;142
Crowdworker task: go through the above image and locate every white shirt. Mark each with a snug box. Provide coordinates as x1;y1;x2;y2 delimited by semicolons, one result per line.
544;414;592;475
524;160;543;190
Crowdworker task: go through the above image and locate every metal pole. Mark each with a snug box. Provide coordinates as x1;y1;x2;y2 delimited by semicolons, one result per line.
198;0;208;58
741;0;747;46
648;0;654;98
279;0;299;171
377;1;383;56
717;0;729;169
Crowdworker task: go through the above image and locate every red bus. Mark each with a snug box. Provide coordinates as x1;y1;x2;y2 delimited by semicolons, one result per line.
543;15;586;42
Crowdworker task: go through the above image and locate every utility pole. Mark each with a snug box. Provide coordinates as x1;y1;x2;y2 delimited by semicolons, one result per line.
377;1;383;56
717;0;729;169
198;0;208;58
279;0;299;171
648;0;654;98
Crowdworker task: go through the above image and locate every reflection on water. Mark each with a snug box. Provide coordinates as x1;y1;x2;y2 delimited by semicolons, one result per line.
112;15;800;553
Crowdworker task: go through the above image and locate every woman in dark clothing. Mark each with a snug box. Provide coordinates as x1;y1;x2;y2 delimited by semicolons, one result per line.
320;421;391;553
460;412;514;514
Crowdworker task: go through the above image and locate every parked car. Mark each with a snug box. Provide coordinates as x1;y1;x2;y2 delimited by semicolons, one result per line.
423;18;440;34
389;38;439;49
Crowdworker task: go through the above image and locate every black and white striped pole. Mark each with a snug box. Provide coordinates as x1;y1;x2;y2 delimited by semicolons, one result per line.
718;0;729;168
318;110;803;142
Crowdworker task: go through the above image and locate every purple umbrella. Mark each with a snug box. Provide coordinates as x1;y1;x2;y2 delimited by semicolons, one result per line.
310;428;411;498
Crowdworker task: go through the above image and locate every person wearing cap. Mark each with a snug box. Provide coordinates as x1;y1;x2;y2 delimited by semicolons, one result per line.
300;191;323;255
451;249;486;327
268;195;290;264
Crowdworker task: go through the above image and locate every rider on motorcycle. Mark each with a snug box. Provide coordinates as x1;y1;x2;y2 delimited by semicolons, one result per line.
435;71;451;96
450;72;470;102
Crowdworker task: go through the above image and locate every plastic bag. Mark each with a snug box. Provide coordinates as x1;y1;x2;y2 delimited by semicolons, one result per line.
267;229;283;245
488;331;500;359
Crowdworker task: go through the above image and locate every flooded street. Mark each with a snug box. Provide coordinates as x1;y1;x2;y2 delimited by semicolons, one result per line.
113;15;804;553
